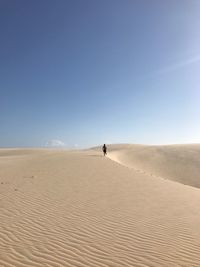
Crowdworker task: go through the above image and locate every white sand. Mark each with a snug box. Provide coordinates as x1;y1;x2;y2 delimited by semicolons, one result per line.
108;144;200;188
1;145;200;266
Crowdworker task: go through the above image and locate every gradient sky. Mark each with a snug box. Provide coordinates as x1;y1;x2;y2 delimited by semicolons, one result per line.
0;0;200;148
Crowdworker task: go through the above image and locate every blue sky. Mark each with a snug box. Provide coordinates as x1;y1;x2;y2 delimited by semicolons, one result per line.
0;0;200;148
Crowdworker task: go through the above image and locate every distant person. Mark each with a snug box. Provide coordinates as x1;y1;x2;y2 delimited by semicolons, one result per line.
102;144;107;156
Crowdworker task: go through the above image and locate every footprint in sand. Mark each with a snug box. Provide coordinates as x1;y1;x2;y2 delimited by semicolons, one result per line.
24;175;35;179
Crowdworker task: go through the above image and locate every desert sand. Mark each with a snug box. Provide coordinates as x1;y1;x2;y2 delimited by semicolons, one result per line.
1;145;200;266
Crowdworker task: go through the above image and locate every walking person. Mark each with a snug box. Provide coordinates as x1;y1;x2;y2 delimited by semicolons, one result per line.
102;144;107;156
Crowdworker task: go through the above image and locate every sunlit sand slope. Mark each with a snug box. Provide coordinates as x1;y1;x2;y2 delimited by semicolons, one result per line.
1;148;200;266
107;144;200;188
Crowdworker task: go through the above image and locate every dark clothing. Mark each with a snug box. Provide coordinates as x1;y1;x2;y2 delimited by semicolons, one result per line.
102;144;107;156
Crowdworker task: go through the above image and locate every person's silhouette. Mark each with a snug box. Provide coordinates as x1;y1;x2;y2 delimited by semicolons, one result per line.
102;144;107;156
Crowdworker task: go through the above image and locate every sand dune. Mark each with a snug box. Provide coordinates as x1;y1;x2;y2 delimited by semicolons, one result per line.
107;144;200;188
1;146;200;266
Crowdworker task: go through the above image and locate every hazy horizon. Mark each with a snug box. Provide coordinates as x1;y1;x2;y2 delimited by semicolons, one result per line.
1;0;200;148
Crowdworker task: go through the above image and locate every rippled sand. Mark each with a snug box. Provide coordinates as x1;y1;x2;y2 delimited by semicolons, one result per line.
1;146;200;266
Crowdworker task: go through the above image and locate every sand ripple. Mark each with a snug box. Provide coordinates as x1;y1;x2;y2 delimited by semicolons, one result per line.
1;148;200;266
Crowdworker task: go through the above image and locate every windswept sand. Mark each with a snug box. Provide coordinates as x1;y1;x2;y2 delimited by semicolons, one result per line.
1;146;200;266
108;144;200;188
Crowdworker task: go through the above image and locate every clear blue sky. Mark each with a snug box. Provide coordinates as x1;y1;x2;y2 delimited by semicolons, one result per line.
0;0;200;148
